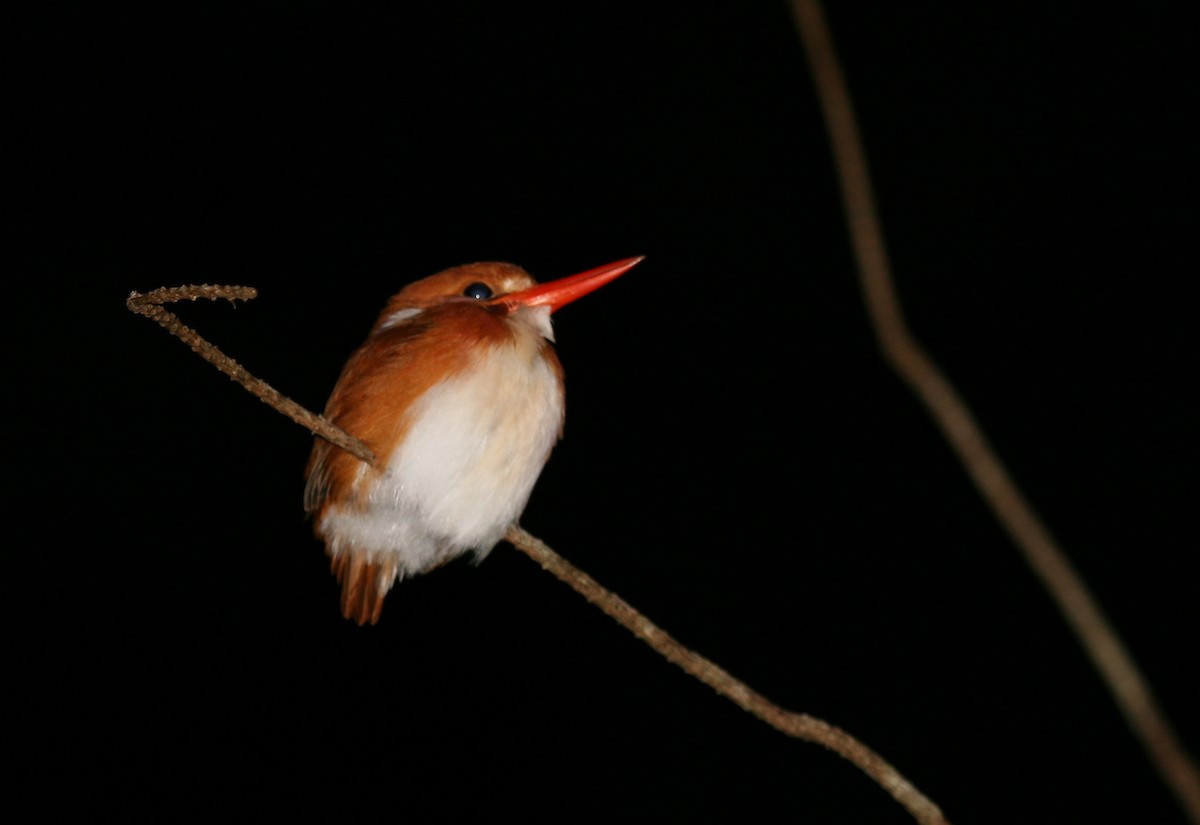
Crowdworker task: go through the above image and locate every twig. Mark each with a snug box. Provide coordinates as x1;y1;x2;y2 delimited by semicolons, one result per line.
127;285;949;824
787;1;1200;821
127;285;377;466
506;525;948;825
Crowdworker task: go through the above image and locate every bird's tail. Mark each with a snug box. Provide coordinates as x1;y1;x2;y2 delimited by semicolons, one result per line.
330;551;397;625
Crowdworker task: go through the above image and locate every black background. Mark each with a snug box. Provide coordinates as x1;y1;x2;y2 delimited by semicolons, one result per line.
13;2;1197;822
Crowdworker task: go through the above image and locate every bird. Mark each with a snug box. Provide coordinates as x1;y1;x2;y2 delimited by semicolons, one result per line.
304;256;643;624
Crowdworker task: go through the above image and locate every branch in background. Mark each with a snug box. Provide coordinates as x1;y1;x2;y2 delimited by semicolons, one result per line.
127;286;949;824
787;1;1200;821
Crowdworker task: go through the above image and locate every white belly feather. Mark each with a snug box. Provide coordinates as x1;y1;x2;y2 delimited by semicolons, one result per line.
319;328;563;578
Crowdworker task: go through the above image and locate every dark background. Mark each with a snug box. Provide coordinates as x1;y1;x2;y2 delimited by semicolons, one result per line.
13;2;1197;822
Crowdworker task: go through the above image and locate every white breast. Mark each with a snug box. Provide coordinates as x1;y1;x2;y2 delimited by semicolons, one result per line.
319;322;564;578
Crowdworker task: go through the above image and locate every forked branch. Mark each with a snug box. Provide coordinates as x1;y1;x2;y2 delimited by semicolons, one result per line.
127;284;949;824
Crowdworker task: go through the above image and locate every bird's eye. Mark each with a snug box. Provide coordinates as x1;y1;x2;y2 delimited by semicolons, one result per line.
463;282;493;300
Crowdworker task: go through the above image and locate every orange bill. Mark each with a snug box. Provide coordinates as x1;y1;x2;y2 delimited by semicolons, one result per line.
492;256;643;313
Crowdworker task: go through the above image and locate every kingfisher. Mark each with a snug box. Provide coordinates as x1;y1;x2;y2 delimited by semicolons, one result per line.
304;257;642;624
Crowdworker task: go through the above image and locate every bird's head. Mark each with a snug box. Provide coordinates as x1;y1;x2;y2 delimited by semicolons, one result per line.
373;257;643;341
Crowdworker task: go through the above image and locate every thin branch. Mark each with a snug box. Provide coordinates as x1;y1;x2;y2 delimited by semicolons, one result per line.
787;1;1200;821
127;285;949;824
127;285;377;467
506;526;948;825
